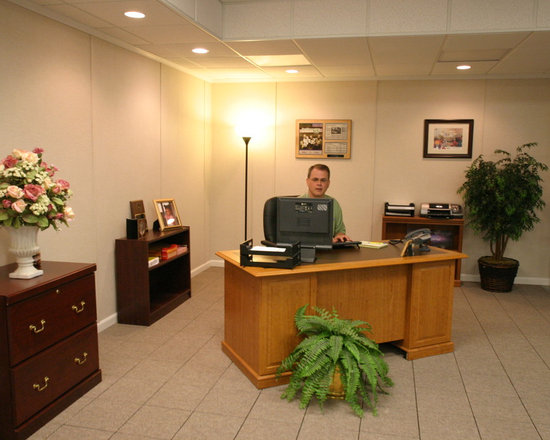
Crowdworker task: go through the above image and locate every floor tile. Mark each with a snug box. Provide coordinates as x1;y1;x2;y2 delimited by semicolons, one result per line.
173;411;244;440
117;405;191;439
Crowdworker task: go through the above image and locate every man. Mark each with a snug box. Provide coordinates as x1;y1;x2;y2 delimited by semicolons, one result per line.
300;164;352;243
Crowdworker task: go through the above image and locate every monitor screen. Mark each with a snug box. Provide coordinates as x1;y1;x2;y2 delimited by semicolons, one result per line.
276;197;333;248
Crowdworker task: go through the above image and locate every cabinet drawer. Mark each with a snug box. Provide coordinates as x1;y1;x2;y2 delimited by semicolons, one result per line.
7;274;96;365
11;324;99;426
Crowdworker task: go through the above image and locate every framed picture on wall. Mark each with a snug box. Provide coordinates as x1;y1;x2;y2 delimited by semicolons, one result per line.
423;119;474;159
296;119;352;159
154;199;182;231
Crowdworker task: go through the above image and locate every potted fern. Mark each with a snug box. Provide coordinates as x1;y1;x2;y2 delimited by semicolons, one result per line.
276;305;393;417
458;142;547;292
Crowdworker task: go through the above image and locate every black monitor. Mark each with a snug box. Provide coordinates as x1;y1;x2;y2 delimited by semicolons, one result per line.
263;196;333;262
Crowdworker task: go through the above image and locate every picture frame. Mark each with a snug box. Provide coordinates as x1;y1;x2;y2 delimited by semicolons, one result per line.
129;200;148;237
423;119;474;159
154;199;182;231
296;119;352;159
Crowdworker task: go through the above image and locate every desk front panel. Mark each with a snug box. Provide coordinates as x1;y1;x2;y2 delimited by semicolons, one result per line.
316;265;408;343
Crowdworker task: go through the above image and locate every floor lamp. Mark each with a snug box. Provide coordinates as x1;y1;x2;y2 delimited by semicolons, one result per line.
242;136;251;242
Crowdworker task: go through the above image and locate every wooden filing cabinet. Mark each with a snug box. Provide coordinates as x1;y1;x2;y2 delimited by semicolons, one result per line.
0;262;102;440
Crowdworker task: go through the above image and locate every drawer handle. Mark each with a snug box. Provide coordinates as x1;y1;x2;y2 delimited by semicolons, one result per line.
29;319;46;334
72;301;86;314
33;376;49;392
56;288;61;294
74;352;88;365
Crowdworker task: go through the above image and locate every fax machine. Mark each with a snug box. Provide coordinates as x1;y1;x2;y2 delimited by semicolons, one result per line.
419;203;463;219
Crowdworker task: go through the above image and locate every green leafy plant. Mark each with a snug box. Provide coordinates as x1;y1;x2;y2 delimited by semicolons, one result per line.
277;305;393;417
457;142;547;262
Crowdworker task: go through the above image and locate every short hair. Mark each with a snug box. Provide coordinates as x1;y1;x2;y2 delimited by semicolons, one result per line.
307;164;330;179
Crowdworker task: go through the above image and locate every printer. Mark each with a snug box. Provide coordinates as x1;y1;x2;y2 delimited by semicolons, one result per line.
384;202;415;217
420;203;463;219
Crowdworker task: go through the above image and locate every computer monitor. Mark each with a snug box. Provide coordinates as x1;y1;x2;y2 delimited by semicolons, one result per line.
263;196;333;262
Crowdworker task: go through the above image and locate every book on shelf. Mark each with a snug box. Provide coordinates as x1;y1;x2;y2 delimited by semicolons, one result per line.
148;256;160;267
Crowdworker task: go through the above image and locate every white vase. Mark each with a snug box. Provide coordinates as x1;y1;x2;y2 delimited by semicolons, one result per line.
7;226;44;279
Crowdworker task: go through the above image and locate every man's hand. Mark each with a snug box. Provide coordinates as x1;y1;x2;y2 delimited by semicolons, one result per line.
333;233;352;243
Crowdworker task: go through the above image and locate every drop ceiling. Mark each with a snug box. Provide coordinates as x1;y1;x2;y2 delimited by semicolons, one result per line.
10;0;550;83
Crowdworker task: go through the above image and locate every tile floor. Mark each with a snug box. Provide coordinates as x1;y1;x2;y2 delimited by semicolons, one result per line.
29;267;550;440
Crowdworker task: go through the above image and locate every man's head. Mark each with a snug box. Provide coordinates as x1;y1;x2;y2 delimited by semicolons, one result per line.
306;164;330;198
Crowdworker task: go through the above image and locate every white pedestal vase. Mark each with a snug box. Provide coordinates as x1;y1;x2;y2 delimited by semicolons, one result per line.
7;226;44;279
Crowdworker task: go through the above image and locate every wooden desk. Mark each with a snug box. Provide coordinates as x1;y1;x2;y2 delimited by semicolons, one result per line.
216;245;467;389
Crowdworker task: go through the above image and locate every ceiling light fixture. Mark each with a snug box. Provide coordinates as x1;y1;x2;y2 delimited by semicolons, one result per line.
192;48;209;54
286;69;299;74
456;64;472;70
124;11;145;19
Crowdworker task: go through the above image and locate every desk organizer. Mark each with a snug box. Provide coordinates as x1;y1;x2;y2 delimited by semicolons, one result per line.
240;239;300;269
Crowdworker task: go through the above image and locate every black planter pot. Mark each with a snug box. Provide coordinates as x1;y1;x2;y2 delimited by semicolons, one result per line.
478;257;519;292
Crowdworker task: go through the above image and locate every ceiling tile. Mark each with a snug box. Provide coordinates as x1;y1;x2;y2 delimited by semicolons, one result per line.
442;32;530;51
317;65;376;78
369;35;444;76
47;4;112;28
439;49;509;62
191;57;254;68
246;54;310;67
119;23;218;44
296;37;372;66
226;40;301;56
98;26;151;45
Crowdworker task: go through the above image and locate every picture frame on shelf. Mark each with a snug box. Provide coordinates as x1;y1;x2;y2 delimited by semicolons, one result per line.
129;200;148;236
423;119;474;159
154;198;182;230
296;119;352;159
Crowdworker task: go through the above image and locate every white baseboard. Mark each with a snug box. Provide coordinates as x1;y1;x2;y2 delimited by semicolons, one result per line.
98;313;117;332
460;273;550;286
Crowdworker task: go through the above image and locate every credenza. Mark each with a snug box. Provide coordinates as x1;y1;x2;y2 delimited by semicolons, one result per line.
382;215;464;286
0;261;101;440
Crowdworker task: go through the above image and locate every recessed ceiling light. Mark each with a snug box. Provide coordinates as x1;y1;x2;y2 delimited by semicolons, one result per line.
456;64;472;70
286;69;299;74
192;48;209;54
124;11;145;19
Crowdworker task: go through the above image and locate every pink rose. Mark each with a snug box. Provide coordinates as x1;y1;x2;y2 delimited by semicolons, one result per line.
2;199;11;208
32;148;44;154
7;185;25;199
24;184;45;201
1;155;18;168
11;199;26;213
56;179;70;190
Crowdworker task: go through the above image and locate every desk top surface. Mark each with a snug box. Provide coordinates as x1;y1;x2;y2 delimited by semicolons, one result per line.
216;244;467;278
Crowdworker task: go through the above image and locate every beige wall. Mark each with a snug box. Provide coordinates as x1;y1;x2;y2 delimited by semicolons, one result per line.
0;2;211;324
210;79;550;283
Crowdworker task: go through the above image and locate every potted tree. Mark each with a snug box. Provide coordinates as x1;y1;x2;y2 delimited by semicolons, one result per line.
458;142;548;292
276;305;393;417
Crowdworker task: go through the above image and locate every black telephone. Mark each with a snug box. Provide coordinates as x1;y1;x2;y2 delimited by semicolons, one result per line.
404;228;431;242
400;228;431;256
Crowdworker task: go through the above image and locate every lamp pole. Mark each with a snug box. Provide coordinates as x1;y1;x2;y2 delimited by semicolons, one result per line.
242;136;251;242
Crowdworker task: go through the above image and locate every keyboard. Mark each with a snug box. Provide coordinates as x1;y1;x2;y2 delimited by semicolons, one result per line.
332;240;362;249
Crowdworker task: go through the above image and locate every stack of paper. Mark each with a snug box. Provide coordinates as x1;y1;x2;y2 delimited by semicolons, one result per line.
360;241;388;249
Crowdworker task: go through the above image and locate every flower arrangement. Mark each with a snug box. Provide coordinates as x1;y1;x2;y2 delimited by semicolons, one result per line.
0;148;74;230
